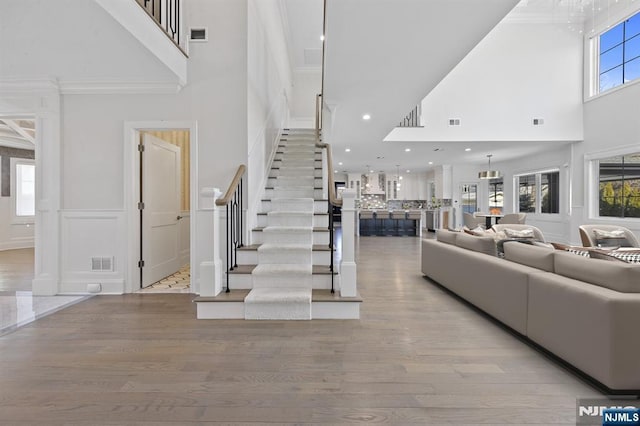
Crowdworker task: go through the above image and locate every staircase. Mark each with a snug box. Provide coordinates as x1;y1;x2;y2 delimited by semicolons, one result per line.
244;134;317;320
195;128;361;320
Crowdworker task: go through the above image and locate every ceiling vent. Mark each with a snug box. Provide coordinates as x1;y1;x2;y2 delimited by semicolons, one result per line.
190;28;208;42
448;118;461;126
533;118;544;126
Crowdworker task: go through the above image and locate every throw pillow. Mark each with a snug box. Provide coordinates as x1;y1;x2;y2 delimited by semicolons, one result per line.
503;228;534;239
593;228;631;247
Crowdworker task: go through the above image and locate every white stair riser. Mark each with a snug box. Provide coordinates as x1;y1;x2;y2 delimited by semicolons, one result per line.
258;215;327;227
269;198;315;212
245;302;311;320
227;273;337;290
252;273;312;289
262;200;328;213
262;231;313;245
266;188;323;199
278;145;319;152
252;231;329;245
270;168;322;178
257;250;312;265
236;250;332;266
268;177;321;187
266;214;314;227
275;153;322;160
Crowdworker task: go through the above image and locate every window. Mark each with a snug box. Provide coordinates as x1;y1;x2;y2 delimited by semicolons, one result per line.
14;160;35;218
518;175;536;213
598;153;640;218
541;172;560;214
460;184;477;214
598;11;640;93
516;171;560;214
488;178;503;214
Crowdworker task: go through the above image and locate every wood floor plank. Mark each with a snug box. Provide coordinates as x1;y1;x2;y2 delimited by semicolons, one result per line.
0;234;602;424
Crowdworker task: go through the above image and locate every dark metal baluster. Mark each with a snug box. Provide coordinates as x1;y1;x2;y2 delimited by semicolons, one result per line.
329;202;334;294
233;193;239;268
225;204;232;293
239;178;244;248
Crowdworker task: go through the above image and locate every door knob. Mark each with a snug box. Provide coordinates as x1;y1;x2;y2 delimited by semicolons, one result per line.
177;215;183;220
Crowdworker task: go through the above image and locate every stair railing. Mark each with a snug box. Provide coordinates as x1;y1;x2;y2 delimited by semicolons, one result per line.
398;104;422;127
215;164;246;292
134;0;188;56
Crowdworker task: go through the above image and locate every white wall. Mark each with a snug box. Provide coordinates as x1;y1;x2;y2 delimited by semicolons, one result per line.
386;22;583;143
246;0;293;237
52;0;250;294
0;0;179;85
290;69;321;127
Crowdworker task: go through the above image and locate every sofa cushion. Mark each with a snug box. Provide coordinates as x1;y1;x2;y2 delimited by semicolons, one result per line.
455;232;497;256
504;241;555;272
554;251;640;293
436;229;458;245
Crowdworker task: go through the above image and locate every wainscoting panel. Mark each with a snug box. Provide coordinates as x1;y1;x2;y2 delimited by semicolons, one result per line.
60;210;126;294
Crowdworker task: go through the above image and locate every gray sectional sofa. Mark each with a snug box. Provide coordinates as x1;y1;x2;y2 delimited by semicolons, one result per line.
421;229;640;393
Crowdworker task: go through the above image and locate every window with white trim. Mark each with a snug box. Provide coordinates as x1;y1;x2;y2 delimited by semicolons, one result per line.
12;158;35;220
515;171;560;214
594;10;640;94
598;152;640;218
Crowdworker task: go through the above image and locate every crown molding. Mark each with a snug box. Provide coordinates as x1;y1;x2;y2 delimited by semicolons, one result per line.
58;80;183;95
0;77;59;94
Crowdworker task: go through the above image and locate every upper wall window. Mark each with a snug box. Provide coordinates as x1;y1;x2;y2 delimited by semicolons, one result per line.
516;171;560;214
598;11;640;93
599;153;640;218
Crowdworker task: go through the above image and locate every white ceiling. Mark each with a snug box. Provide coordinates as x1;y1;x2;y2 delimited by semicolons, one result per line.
282;0;324;70
320;0;521;174
0;118;35;150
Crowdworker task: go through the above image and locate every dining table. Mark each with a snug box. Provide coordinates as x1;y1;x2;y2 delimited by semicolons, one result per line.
474;213;504;229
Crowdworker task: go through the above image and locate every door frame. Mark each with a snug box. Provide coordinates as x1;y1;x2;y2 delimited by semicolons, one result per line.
0;78;60;296
123;121;197;293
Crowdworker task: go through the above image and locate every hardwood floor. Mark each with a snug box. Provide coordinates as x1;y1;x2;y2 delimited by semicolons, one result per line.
0;248;34;293
0;235;601;424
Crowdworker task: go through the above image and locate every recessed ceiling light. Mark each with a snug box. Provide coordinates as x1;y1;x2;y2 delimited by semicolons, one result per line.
362;114;371;120
406;169;410;173
369;169;374;173
399;176;403;180
338;162;343;166
334;170;338;173
345;148;351;152
428;161;433;165
405;148;411;152
465;148;471;152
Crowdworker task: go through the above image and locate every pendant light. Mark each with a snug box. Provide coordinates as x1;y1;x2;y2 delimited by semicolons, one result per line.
478;154;501;179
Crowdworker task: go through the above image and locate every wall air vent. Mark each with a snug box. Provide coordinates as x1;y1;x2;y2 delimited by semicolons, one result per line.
190;28;208;42
533;118;544;126
91;257;114;272
448;118;461;126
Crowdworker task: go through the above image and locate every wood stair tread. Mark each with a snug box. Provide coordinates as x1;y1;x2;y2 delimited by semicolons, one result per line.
253;227;329;232
228;265;337;275
238;244;334;251
194;290;360;303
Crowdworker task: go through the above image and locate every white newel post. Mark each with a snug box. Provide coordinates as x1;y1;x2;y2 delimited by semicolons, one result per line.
199;187;223;297
340;189;357;297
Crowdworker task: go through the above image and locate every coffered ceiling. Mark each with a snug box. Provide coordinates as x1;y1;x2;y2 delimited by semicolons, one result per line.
0;118;35;150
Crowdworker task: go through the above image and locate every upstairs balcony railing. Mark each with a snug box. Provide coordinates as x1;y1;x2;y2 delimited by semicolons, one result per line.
135;0;187;55
398;104;422;128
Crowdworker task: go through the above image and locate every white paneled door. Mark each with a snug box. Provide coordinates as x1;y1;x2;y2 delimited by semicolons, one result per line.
141;133;181;288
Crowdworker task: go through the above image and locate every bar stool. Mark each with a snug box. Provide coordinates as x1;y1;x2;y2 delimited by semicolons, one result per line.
359;210;374;236
407;210;422;236
391;210;407;236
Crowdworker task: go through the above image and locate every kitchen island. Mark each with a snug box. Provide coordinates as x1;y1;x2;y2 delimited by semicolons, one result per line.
358;210;422;236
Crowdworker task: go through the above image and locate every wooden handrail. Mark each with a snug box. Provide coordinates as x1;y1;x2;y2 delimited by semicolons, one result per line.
216;165;246;206
316;142;342;207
